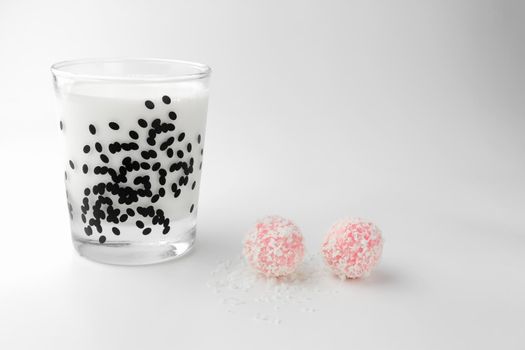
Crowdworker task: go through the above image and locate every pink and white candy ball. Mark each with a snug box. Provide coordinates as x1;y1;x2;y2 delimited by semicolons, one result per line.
243;215;305;277
322;217;384;279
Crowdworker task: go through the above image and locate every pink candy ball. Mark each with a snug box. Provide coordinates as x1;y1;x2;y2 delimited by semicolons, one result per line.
322;218;383;279
243;216;305;277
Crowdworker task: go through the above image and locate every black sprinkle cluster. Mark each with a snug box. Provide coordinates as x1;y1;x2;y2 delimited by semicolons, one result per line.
62;95;204;244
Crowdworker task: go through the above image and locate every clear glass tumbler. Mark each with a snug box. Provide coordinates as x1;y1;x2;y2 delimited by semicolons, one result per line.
51;58;211;265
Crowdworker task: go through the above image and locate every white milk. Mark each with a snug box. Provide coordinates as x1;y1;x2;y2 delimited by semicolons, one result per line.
58;81;209;247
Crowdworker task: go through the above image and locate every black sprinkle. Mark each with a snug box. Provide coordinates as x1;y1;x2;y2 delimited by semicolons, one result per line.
108;142;120;154
138;119;148;128
191;181;196;190
190;204;194;213
120;214;128;222
152;162;161;171
197;134;201;144
187;143;192;152
167;148;173;158
69;160;75;169
95;142;102;152
109;122;120;130
100;154;109;163
89;124;96;135
162;226;170;234
112;227;120;235
136;220;144;229
84;188;91;196
99;235;106;244
160;137;174;151
127;208;135;216
169;111;177;120
145;100;155;110
142;228;152;235
82;164;88;174
129;130;139;139
83;145;90;153
162;95;171;104
84;226;93;236
178;132;185;142
60;121;63;130
177;150;184;158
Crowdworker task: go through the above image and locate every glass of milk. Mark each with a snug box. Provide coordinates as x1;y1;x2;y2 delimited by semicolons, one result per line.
51;58;211;265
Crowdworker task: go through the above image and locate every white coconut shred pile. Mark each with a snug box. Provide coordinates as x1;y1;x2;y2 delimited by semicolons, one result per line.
206;254;344;324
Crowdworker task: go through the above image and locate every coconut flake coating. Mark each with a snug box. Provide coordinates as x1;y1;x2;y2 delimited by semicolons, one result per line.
243;216;305;277
322;218;383;279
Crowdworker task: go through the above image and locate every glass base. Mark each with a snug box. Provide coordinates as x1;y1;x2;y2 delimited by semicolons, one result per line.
73;228;196;266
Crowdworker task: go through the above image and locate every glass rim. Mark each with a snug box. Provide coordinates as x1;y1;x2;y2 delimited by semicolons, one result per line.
50;57;212;83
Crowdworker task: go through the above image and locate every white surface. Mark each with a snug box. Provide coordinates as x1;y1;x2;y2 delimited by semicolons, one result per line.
1;0;524;349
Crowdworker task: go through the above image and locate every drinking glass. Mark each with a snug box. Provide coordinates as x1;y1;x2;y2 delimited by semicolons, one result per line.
51;58;211;265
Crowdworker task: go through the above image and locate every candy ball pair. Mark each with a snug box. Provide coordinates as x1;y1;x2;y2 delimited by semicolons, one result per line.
243;215;383;279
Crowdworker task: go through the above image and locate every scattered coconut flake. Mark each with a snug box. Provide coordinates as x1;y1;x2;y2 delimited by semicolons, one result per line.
206;253;344;324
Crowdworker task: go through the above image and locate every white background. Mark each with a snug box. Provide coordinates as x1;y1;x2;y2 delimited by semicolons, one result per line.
1;0;524;349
